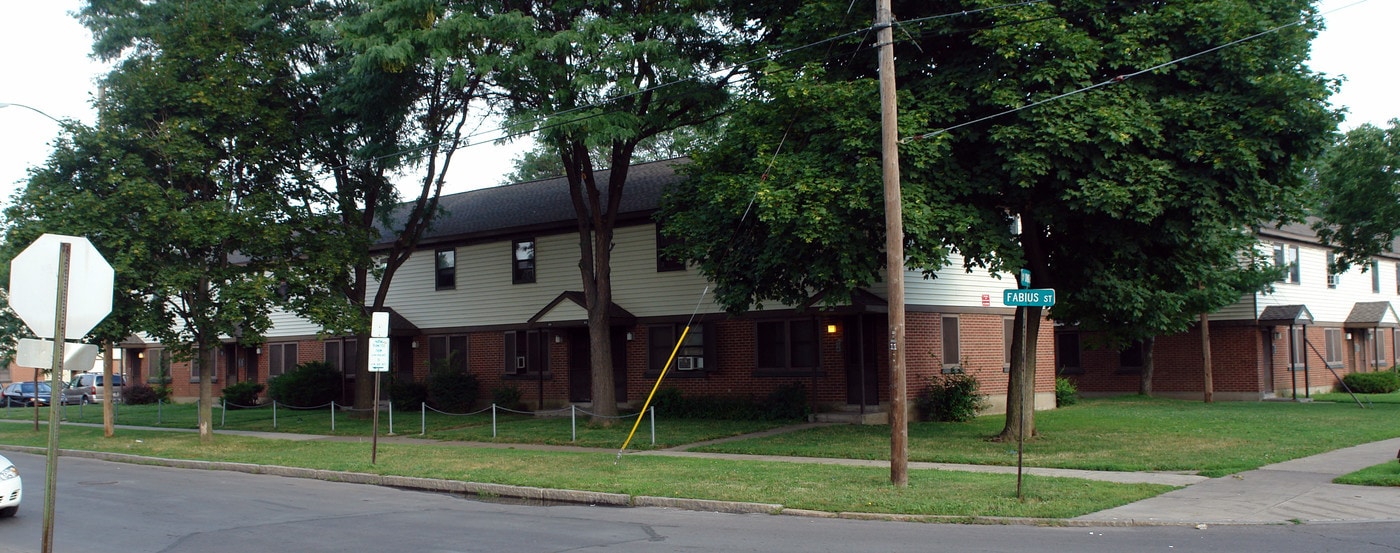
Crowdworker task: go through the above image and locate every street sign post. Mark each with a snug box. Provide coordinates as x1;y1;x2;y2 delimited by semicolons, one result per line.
369;311;390;464
9;234;114;553
1003;288;1056;307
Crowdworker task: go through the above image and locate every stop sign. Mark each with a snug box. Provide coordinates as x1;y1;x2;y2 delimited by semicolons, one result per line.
8;234;114;340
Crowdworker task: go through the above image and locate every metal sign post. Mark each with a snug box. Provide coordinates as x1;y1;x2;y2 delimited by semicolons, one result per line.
369;312;391;464
9;234;114;553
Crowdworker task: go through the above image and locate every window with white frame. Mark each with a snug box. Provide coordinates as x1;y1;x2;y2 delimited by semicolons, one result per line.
1375;330;1388;367
1372;260;1381;293
1288;328;1305;369
1324;328;1344;368
1326;251;1338;289
1273;243;1300;284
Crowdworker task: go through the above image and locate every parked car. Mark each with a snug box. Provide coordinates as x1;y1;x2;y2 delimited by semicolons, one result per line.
0;453;20;518
2;382;53;407
62;373;125;405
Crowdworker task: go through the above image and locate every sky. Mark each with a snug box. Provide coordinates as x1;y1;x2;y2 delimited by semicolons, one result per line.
0;0;1395;211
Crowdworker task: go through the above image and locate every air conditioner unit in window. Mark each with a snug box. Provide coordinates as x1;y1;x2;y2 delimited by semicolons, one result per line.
515;356;526;371
676;356;702;370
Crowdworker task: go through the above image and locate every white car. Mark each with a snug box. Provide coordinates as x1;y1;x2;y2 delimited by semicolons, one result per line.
0;453;20;518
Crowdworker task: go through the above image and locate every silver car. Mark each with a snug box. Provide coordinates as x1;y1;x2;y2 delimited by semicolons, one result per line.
62;373;125;405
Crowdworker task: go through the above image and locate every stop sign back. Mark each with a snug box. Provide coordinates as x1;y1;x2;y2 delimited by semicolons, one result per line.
9;234;114;340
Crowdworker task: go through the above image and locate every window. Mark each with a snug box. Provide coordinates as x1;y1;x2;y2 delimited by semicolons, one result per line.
656;224;686;272
191;351;217;383
1055;333;1082;373
324;339;359;375
1119;340;1145;370
512;239;536;284
1326;251;1338;289
941;316;961;372
504;330;548;375
435;249;456;290
428;335;468;372
268;343;298;377
1324;328;1344;368
1372;260;1381;293
648;323;709;372
1375;330;1387;367
1003;318;1015;372
1289;328;1306;369
1273;243;1300;284
756;319;819;372
1395;263;1399;295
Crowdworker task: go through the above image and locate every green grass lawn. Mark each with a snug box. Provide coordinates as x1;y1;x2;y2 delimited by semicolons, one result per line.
1335;460;1400;487
0;424;1169;519
0;402;783;450
693;396;1400;477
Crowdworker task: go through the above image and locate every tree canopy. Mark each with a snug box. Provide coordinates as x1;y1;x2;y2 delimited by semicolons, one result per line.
664;0;1337;437
1312;120;1400;272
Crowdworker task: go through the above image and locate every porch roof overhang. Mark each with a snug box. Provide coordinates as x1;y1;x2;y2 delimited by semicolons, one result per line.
799;288;889;314
1344;301;1400;329
527;291;637;328
378;307;422;337
1258;304;1314;326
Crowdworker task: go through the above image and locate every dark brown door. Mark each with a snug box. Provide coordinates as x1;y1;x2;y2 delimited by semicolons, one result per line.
845;315;882;406
567;327;629;404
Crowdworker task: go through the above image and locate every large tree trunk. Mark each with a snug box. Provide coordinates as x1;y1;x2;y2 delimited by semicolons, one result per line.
1201;311;1214;403
584;225;618;422
996;306;1041;441
1139;335;1156;396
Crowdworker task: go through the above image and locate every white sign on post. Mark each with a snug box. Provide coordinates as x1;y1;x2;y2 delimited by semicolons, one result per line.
15;338;100;372
368;337;390;372
9;234;114;340
371;311;389;338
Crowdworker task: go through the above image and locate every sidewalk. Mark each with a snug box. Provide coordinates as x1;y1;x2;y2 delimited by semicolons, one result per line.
1074;437;1400;525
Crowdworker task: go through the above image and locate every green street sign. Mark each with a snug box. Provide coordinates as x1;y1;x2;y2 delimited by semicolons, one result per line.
1003;288;1056;307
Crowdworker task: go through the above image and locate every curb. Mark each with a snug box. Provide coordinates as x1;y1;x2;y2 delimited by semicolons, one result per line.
0;445;1351;528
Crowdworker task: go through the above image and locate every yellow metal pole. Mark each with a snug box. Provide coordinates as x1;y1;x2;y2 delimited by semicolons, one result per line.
616;326;691;461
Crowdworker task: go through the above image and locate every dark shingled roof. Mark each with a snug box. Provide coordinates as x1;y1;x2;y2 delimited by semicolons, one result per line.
378;158;687;248
1344;301;1400;328
1258;304;1314;326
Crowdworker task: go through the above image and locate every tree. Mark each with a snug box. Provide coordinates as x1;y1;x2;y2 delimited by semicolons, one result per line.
1312;120;1400;272
396;0;756;421
318;0;490;414
665;0;1336;438
60;0;363;441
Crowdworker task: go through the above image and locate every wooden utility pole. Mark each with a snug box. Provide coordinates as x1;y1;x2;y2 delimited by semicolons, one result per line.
875;0;907;487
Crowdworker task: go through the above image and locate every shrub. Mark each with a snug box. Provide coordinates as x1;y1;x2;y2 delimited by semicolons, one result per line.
492;385;525;411
122;383;169;405
426;368;480;413
220;381;265;408
916;373;989;422
1341;370;1400;394
763;383;810;420
389;378;428;410
1055;377;1080;407
267;361;342;407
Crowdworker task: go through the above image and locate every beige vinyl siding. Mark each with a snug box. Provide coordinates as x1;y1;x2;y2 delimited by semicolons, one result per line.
264;307;325;338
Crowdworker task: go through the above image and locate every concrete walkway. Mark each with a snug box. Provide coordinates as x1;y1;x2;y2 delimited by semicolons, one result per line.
1075;437;1400;525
